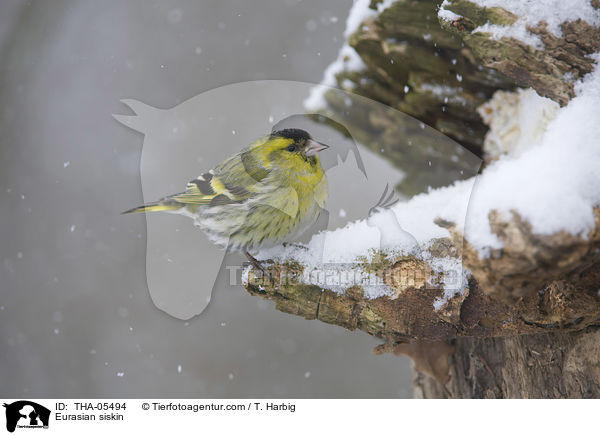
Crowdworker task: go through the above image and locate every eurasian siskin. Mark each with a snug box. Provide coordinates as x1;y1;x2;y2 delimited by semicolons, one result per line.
123;128;329;267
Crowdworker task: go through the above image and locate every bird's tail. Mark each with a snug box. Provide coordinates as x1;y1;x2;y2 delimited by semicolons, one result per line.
121;200;181;215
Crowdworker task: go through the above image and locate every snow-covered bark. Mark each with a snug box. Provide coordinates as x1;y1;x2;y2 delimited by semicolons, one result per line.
439;0;600;105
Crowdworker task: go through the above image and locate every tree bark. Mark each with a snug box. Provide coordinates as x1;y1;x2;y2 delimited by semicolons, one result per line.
243;0;600;398
414;328;600;398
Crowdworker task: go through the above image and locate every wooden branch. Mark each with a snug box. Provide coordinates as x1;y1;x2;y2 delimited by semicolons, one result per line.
244;230;600;343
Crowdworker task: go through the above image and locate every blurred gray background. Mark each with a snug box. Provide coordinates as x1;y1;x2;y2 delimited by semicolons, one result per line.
0;0;414;397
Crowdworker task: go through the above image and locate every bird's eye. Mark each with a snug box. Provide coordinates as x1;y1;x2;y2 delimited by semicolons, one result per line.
286;145;297;152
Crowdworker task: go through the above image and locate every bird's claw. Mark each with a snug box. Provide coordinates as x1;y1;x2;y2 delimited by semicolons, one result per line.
244;250;274;283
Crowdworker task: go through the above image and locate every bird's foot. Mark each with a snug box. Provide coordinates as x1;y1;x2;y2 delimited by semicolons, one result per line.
244;250;273;283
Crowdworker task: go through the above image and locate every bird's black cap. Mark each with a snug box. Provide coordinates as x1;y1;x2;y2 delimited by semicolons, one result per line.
271;128;311;141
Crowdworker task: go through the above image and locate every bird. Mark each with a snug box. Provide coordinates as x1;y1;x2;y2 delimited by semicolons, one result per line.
122;128;329;271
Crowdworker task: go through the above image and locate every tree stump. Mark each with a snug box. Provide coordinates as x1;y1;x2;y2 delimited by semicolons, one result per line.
244;0;600;398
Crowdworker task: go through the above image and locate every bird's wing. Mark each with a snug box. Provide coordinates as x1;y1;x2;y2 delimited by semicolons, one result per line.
171;149;300;217
170;149;271;206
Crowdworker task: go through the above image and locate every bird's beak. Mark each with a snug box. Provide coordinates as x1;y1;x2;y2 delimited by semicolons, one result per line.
303;140;329;157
